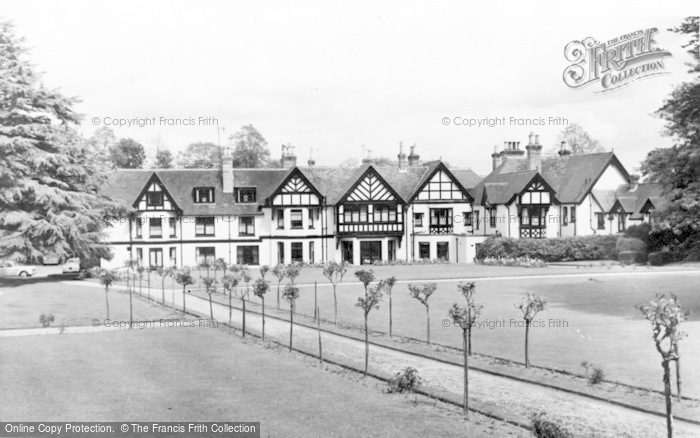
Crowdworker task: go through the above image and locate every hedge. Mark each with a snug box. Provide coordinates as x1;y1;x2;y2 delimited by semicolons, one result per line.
476;235;619;262
648;251;673;266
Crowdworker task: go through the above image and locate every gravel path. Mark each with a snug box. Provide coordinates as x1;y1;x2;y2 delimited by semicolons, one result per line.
67;281;700;438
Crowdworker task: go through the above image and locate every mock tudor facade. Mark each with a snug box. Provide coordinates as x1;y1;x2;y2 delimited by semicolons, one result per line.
100;135;666;268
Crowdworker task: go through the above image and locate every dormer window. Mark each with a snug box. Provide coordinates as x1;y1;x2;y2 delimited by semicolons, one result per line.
235;187;257;203
194;187;215;204
146;192;163;207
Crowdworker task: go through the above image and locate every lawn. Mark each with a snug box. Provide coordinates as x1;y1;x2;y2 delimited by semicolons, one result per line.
230;269;700;398
0;278;179;329
0;327;528;437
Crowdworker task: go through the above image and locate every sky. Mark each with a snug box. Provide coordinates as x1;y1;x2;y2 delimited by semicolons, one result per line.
2;1;698;176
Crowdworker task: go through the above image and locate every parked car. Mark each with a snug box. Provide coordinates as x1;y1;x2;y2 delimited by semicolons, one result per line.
62;257;81;274
0;261;37;278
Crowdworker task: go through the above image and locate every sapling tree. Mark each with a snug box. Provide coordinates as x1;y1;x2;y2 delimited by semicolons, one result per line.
259;265;270;280
174;267;194;315
637;293;689;438
383;276;397;337
146;264;155;300
283;283;300;351
91;268;121;319
408;283;437;345
155;266;172;308
222;274;240;325
457;282;482;355
323;261;348;324
517;293;546;368
272;263;286;309
286;264;302;314
241;268;252;300
214;257;228;283
137;265;145;296
449;299;481;419
253;278;270;340
355;280;383;377
202;276;218;320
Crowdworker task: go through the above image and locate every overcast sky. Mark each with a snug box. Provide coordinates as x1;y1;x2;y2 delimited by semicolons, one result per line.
3;1;698;176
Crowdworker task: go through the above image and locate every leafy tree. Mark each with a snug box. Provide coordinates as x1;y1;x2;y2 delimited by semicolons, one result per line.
240;268;252;337
638;294;689;438
259;265;270;280
517;294;546;368
174;267;194;314
408;283;437;345
229;124;271;168
641;18;700;261
323;261;348;324
155;265;174;308
253;278;270;340
553;123;604;155
176;142;221;169
283;283;300;351
0;21;127;263
91;268;121;319
355;279;383;377
109;138;146;169
458;282;483;355
272;263;286;309
88;126;117;158
154;149;174;169
202;276;218;320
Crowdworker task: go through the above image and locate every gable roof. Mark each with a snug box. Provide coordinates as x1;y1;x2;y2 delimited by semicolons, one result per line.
471;170;544;206
408;161;475;203
614;182;666;219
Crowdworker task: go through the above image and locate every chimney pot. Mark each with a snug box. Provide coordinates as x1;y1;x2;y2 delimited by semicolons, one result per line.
535;135;540;144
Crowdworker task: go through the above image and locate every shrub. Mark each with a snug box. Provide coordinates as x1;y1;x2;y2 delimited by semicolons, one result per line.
590;367;605;385
387;367;423;394
624;223;652;247
531;413;574;438
39;313;55;327
616;237;647;253
476;235;618;262
619;251;647;265
648;251;673;266
479;256;547;268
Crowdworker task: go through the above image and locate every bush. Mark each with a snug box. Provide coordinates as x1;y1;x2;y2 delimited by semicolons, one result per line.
615;237;647;253
531;413;574;438
590;367;605;385
624;223;652;247
618;251;646;264
480;256;547;268
39;313;55;327
476;235;618;262
648;251;673;266
387;367;423;394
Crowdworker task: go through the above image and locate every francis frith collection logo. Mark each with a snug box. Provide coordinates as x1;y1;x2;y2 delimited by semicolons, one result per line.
563;27;672;92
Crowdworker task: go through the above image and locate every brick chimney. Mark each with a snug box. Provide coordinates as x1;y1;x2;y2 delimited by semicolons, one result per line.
491;145;502;171
307;148;315;166
362;148;372;165
558;141;572;157
525;131;543;172
407;144;420;166
397;141;407;170
222;152;234;194
281;144;297;169
500;140;525;158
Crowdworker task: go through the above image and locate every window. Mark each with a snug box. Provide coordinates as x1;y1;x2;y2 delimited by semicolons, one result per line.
474;211;480;230
571;206;576;223
414;213;424;227
308;209;315;229
563;207;569;225
195;217;215;236
291;242;303;262
235;187;257;203
618;213;626;232
147;192;163;207
149;218;162;237
239;216;255;236
196;247;215;262
430;208;453;232
136;248;143;265
489;207;497;228
437;242;449;261
343;205;367;223
290;210;303;229
419;242;430;259
237;246;259;265
193;187;215;203
277;210;284;229
596;213;605;230
168;217;177;237
463;212;473;226
309;241;315;263
135;218;143;238
149;248;163;267
169;247;177;266
519;206;546;238
277;242;285;264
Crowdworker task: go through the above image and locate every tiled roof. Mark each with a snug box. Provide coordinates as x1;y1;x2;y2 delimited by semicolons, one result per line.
592;189;616;212
614;183;666;219
471;170;539;205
